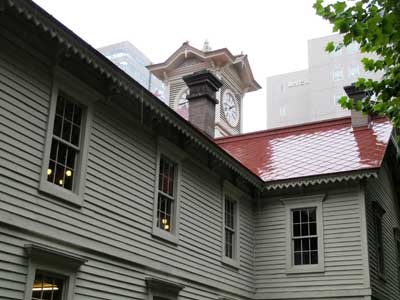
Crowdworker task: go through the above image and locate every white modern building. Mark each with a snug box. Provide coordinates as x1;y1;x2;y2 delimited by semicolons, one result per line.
266;34;382;129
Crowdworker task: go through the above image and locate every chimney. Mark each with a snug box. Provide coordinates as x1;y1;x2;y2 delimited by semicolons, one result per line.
183;70;223;138
344;84;371;128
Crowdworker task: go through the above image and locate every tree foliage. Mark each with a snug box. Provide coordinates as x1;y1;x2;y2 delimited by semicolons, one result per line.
314;0;400;128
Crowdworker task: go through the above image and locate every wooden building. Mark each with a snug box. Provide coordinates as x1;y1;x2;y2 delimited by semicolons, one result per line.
1;1;400;300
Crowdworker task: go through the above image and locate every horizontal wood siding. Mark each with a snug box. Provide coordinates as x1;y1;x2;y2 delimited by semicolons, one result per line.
0;27;255;298
255;191;368;298
0;228;235;300
366;164;400;300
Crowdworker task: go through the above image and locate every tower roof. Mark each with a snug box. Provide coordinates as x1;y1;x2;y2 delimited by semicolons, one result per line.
147;42;261;92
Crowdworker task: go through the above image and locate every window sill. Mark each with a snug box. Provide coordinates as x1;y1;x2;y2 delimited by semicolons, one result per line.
152;227;179;245
39;181;83;207
286;264;324;274
221;256;240;270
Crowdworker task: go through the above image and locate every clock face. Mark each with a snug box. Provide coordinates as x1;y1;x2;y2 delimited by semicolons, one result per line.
222;92;239;127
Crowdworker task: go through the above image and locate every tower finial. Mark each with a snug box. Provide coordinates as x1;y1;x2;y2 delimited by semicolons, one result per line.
202;39;212;52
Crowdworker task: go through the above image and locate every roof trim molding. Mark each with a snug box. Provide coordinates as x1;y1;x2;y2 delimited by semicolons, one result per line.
263;169;379;190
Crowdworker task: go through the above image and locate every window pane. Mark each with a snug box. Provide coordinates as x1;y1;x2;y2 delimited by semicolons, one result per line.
301;223;309;236
62;120;72;142
310;237;318;250
310;222;317;235
302;251;310;264
64;100;74;121
311;251;318;264
50;140;58;161
294;252;302;265
294;239;301;251
73;106;82;125
56;95;65;116
57;143;67;165
293;210;300;223
71;125;81;146
53;115;63;137
309;209;316;222
293;224;300;237
302;238;310;250
66;148;77;169
301;210;308;223
32;272;64;300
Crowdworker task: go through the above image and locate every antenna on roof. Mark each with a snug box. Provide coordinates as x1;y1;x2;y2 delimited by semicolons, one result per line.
202;39;212;52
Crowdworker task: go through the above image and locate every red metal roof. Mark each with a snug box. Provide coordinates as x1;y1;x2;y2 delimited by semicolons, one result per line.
215;117;393;183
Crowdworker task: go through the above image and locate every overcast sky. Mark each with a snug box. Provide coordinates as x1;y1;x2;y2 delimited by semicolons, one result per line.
34;0;334;133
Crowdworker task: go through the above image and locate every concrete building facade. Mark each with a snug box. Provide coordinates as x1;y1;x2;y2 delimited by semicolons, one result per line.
267;34;382;129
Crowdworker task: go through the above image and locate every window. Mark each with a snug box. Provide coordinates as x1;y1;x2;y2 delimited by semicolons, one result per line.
292;208;318;265
24;244;86;300
224;197;236;259
152;138;184;244
222;181;241;268
156;155;177;233
333;67;343;81
375;215;384;274
47;93;83;191
283;194;325;273
32;272;65;300
145;277;184;300
372;202;385;278
39;70;94;206
279;106;287;118
349;65;360;77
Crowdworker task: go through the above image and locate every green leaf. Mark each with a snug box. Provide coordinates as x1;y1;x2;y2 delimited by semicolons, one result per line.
333;2;346;14
325;41;335;52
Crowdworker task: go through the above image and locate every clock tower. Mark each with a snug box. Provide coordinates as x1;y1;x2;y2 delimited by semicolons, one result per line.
147;41;260;137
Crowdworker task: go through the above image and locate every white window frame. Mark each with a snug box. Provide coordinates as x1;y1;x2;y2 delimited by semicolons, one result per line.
24;244;86;300
282;194;325;274
39;69;96;207
152;137;185;244
221;181;241;268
